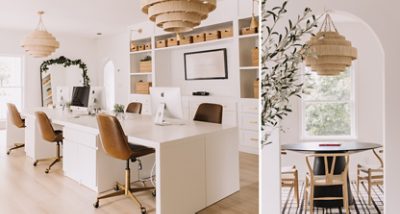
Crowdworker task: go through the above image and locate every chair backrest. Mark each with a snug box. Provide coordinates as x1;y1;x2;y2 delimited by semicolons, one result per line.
305;153;349;184
96;113;133;160
35;111;58;142
7;103;25;128
193;103;223;124
373;149;384;168
126;102;142;114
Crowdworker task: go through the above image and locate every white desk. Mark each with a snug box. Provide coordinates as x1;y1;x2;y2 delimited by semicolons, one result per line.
15;108;239;214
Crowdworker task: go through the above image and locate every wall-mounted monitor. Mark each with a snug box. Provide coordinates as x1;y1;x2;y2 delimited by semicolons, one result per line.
184;48;228;80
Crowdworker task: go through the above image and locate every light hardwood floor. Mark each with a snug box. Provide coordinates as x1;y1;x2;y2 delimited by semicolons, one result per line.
0;148;258;214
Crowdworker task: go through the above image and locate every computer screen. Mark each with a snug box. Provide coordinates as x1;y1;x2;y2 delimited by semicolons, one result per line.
150;87;183;120
71;86;90;107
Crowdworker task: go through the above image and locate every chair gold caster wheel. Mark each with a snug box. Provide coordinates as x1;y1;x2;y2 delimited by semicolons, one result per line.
152;190;156;197
141;207;146;214
45;169;49;174
93;201;99;208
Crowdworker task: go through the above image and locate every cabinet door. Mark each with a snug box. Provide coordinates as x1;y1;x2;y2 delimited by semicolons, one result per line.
78;145;97;190
63;140;79;181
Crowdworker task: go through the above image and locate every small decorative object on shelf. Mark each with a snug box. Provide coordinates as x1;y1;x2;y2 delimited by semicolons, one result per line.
205;31;221;41
130;42;137;52
144;42;151;50
113;104;125;120
192;91;210;96
220;28;233;38
138;44;145;51
252;47;259;66
167;38;179;47
135;80;152;94
180;36;193;45
156;39;167;48
139;56;152;72
253;79;259;98
193;33;205;43
241;27;257;35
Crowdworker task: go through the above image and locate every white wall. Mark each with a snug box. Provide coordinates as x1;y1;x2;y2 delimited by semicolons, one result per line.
0;29;97;111
280;21;385;180
95;32;130;106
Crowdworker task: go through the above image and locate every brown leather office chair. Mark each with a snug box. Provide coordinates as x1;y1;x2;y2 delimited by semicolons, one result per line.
126;102;142;114
193;103;223;124
94;113;155;214
34;111;63;174
6;103;26;155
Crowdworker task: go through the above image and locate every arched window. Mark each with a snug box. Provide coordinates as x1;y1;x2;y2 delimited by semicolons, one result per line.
103;60;115;111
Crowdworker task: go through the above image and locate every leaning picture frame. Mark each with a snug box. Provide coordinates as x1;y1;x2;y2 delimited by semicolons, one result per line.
184;48;228;80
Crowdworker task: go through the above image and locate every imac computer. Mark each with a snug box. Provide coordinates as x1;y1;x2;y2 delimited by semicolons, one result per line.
71;86;90;108
150;87;183;125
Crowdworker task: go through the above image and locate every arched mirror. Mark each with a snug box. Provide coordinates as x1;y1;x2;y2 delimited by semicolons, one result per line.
40;56;90;107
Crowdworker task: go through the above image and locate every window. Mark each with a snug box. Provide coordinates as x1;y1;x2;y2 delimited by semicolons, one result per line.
0;56;23;120
301;67;355;139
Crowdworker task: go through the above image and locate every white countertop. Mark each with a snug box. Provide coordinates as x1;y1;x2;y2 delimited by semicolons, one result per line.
24;108;237;145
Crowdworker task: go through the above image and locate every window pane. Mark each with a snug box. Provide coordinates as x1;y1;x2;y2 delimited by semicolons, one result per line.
303;68;351;101
0;56;22;87
0;88;22;119
304;103;351;136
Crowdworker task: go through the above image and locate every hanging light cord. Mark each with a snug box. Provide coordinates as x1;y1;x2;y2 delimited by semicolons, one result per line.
36;11;47;31
319;12;338;33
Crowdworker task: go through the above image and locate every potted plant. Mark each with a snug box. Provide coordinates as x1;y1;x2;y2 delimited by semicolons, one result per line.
113;104;125;120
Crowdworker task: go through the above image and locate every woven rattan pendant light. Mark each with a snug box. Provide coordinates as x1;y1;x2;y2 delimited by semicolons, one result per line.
140;0;217;33
21;11;60;58
304;13;357;76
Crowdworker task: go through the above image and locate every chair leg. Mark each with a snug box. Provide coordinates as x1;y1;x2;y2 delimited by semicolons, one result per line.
342;180;349;213
357;169;360;194
310;185;314;214
94;160;154;214
6;144;25;155
294;171;299;207
368;171;372;205
45;157;61;173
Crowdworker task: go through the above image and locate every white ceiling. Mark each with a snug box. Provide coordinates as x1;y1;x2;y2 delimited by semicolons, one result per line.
0;0;148;38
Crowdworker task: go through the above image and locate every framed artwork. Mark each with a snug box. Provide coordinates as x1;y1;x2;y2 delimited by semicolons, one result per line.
184;48;228;80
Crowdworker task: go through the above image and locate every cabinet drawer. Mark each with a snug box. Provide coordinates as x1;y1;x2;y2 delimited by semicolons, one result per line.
240;101;258;114
241;130;259;147
63;128;97;149
240;114;258;130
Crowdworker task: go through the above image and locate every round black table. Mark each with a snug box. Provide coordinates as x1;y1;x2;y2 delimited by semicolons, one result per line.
281;142;382;208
